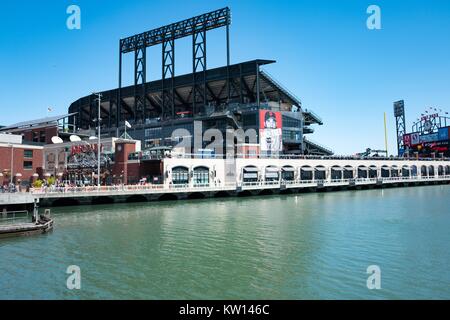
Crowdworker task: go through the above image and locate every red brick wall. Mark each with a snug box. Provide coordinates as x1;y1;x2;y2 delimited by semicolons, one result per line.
18;126;58;144
0;146;43;183
127;162;141;183
111;142;136;183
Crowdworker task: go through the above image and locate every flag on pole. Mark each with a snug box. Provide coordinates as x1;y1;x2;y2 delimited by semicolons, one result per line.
125;120;132;128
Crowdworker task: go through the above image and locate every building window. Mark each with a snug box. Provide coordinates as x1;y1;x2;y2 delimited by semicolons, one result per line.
23;161;33;170
24;150;33;158
172;166;189;185
243;113;257;126
193;167;209;185
39;131;46;143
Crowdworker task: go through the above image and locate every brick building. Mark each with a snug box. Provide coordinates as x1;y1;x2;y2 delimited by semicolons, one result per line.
0;113;77;145
0;134;43;185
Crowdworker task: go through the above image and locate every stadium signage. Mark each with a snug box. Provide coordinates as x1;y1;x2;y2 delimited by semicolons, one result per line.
421;113;438;121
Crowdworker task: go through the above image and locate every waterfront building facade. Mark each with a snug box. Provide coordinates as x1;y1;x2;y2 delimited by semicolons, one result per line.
0;134;43;186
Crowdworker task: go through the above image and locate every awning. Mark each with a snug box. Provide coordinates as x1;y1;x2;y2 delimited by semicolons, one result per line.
243;173;258;178
301;167;313;171
243;167;258;172
344;166;353;171
265;167;279;172
315;166;326;171
282;166;295;172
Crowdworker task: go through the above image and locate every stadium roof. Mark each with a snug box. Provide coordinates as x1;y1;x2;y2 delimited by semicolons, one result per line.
69;59;322;129
0;113;77;131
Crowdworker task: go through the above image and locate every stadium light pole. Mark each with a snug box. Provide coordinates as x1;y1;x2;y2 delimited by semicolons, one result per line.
93;92;102;188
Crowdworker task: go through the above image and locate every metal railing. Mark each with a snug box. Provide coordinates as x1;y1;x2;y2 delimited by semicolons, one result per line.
133;151;450;162
0;210;30;225
27;175;450;196
260;69;303;107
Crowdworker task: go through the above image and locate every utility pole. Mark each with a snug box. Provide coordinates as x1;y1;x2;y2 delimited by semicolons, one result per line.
384;112;388;156
93;93;102;188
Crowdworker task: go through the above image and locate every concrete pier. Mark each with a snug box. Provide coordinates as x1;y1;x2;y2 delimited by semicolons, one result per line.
1;157;449;208
27;175;450;207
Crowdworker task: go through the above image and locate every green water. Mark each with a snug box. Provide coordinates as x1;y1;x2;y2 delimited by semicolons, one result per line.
1;185;449;299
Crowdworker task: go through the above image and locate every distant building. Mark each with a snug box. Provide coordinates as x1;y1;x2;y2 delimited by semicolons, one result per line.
0;113;77;145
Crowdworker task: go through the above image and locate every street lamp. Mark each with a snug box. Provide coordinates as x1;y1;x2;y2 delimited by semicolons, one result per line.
93;92;102;188
9;143;13;184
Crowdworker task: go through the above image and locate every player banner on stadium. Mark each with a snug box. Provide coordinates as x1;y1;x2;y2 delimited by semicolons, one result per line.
259;110;283;152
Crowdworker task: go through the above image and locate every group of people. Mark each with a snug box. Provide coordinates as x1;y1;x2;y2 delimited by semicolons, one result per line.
0;183;17;193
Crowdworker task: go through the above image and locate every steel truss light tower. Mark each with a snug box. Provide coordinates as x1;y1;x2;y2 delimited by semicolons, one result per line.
117;7;231;128
93;93;102;188
394;100;406;156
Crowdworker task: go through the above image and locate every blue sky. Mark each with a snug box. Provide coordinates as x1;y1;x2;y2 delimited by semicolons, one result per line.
1;0;449;155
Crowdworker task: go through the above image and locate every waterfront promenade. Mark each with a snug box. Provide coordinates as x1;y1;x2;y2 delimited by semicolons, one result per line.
19;174;450;206
1;156;450;207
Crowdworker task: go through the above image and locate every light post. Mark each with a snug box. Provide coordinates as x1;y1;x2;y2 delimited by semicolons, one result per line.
93;93;102;188
9;143;14;185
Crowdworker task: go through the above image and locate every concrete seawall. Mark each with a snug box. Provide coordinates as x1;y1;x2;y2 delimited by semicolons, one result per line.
0;193;35;212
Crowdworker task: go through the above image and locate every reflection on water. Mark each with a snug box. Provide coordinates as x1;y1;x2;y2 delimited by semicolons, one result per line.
1;185;449;299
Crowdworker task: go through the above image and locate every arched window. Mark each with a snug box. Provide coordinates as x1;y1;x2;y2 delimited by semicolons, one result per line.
314;166;326;181
381;165;390;178
421;165;428;177
357;166;368;178
243;166;258;182
281;166;295;181
428;165;435;177
193;166;209;185
265;166;279;181
330;166;342;180
402;165;410;177
391;165;399;178
343;166;354;179
300;166;313;181
438;165;444;176
411;165;418;177
369;165;378;178
172;166;189;184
